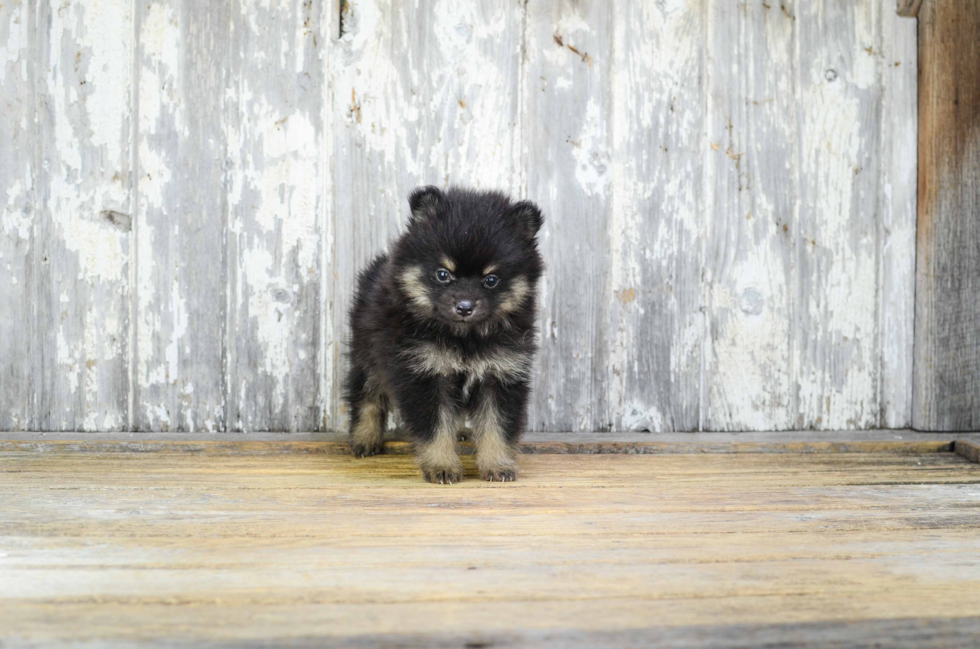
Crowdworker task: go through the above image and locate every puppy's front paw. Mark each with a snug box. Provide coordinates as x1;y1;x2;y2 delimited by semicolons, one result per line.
480;465;518;482
349;439;384;458
422;466;463;485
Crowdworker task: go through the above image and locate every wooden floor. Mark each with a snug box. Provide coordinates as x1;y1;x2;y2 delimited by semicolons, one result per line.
3;441;980;648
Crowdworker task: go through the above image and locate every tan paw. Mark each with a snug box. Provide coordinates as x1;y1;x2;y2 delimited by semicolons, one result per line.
422;466;463;485
480;465;518;482
349;438;384;458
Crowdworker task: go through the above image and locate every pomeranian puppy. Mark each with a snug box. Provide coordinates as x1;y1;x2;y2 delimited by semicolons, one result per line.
344;186;544;484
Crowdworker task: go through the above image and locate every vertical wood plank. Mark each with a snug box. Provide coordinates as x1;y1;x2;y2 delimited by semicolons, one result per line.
0;0;35;431
327;0;524;430
600;0;703;432
226;0;324;431
878;7;917;429
523;1;611;431
795;0;882;429
136;1;230;431
704;0;797;431
34;0;133;430
913;0;980;430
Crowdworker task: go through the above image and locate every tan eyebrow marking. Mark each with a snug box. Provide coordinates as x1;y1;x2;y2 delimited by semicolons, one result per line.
441;257;456;273
482;265;498;276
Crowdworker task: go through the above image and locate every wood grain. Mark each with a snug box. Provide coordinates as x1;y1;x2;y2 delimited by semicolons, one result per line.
878;2;918;428
795;0;883;429
956;440;980;464
704;0;796;430
0;0;35;431
33;0;134;431
704;1;916;431
225;0;325;431
135;1;231;431
524;0;611;431
913;0;980;430
600;0;703;432
1;449;979;646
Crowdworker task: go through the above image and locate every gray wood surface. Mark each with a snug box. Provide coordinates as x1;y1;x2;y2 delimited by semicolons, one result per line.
524;0;611;431
23;617;967;649
795;0;883;429
7;428;980;441
599;0;704;432
913;0;980;431
135;0;231;431
4;430;976;458
34;0;134;431
704;0;797;430
0;1;35;431
880;4;918;429
1;1;921;432
226;0;326;431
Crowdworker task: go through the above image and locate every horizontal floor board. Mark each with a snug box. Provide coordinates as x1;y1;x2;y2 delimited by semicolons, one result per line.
2;449;980;647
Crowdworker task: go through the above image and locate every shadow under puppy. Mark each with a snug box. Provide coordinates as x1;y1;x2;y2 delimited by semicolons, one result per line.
344;186;544;483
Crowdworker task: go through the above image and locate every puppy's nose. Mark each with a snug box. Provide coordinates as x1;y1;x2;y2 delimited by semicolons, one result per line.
455;300;474;317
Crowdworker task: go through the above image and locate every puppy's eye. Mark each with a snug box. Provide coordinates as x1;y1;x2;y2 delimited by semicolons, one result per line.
435;268;453;283
482;274;499;289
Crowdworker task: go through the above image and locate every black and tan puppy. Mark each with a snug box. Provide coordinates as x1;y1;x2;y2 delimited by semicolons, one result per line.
344;186;544;483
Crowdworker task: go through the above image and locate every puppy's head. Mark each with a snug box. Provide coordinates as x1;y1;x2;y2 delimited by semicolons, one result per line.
393;186;544;334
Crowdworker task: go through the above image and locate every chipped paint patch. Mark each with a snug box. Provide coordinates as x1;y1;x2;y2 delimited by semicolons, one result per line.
621;402;666;432
571;97;610;197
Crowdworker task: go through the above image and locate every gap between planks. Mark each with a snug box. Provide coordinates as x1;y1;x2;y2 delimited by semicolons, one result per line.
2;433;980;461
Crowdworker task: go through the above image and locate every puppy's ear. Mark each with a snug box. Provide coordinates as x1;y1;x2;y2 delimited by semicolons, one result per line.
509;200;544;239
408;186;444;225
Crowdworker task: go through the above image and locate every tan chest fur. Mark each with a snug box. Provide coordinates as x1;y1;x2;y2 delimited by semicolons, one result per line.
401;342;532;386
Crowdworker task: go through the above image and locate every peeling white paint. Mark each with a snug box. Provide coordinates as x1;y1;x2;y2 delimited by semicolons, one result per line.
50;177;127;283
621;402;666;432
57;329;81;396
241;247;292;408
165;265;187;387
2;176;32;243
334;0;421;176
571;97;610;198
79;0;132;175
0;7;29;85
2;0;917;433
1;1;37;430
244;102;318;271
30;0;135;430
797;36;878;428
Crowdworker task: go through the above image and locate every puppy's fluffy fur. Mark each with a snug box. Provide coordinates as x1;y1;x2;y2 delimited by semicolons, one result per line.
344;186;544;483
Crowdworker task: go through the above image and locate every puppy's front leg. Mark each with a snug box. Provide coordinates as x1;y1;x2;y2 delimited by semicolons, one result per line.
396;376;463;484
472;380;526;482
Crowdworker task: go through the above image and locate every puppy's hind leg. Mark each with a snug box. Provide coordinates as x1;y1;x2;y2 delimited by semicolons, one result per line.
346;366;387;458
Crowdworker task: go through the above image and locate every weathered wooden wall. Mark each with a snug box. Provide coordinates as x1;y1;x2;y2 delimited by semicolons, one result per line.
0;0;917;432
912;0;980;430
